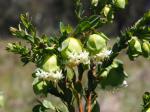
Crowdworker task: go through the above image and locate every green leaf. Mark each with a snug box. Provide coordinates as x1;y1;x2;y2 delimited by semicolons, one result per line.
20;13;36;37
135;11;150;28
74;81;83;93
85;100;100;112
59;87;73;103
6;43;29;54
99;60;128;89
42;100;55;110
91;100;100;112
60;22;73;34
75;21;91;34
55;103;69;112
74;0;84;20
10;26;34;43
32;77;39;84
142;92;150;112
32;80;48;95
6;43;30;64
32;105;46;112
74;15;103;35
20;13;30;28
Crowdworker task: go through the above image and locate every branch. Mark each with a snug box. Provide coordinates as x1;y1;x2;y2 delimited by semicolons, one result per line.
102;11;150;68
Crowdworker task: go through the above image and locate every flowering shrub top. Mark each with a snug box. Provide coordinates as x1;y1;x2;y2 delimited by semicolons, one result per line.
7;0;150;112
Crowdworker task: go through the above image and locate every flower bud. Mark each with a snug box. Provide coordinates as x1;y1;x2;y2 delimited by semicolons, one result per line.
86;34;107;54
10;27;17;32
42;54;59;72
91;0;99;7
103;5;114;22
142;40;150;58
61;37;82;58
114;0;126;9
103;5;111;17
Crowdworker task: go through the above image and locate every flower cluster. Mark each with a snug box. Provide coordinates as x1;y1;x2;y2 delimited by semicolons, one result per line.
68;51;90;65
35;68;63;81
92;49;112;63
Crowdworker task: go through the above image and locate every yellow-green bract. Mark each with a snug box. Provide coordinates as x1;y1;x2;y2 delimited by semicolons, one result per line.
146;108;150;112
91;0;99;7
103;5;111;17
114;0;126;9
142;40;150;58
128;36;142;59
42;54;59;72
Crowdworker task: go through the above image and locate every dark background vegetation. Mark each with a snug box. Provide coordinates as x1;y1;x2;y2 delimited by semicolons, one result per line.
0;0;150;112
0;0;150;36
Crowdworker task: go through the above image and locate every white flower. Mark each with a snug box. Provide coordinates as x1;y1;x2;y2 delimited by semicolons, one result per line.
68;51;90;65
35;68;63;82
96;49;112;58
122;80;128;87
68;52;80;65
92;49;112;63
78;51;90;64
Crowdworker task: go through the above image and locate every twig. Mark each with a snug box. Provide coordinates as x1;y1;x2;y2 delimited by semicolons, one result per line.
79;95;83;112
87;93;92;112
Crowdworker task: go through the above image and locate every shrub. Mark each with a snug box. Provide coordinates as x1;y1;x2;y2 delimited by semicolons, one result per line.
7;0;150;112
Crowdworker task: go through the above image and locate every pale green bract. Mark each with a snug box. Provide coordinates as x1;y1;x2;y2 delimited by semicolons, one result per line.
91;0;99;6
35;54;64;82
86;34;107;54
147;108;150;112
42;54;59;72
114;0;126;9
103;5;111;17
61;37;82;59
